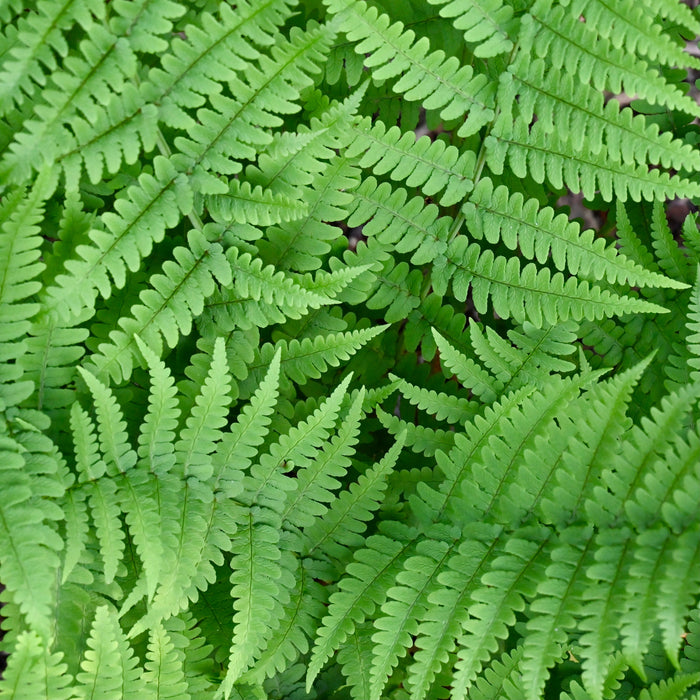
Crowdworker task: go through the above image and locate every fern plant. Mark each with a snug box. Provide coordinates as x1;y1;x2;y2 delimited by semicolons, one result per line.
1;0;700;698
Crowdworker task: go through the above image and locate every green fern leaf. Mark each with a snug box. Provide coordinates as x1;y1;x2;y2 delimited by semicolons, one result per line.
325;0;495;136
208;180;308;226
452;533;551;699
135;337;180;475
281;388;365;532
432;329;502;403
306;522;418;690
142;623;191;700
500;56;700;172
405;523;502;700
87;230;232;384
46;155;193;318
391;374;478;425
560;0;700;69
87;478;124;584
520;527;596;698
465;178;685;288
174;336;232;481
427;0;515;58
302;432;405;563
0;0;99;115
337;622;375;700
369;530;461;700
257;155;359;272
75;605;144;700
346;117;475;205
621;527;675;676
487;121;700;202
0;632;73;700
77;367;136;473
433;236;668;327
655;527;700;667
241;562;327;684
522;2;700;117
0;437;61;637
377;407;457;457
650;201;695;285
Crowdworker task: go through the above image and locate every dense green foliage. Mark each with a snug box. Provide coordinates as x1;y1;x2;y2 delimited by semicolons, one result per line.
1;0;700;698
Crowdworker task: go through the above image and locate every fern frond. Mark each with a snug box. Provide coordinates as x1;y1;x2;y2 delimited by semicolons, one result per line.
432;329;502;403
86;230;232;384
301;433;405;563
281;389;365;532
487;121;700;202
337;622;375;700
142;623;190;700
0;0;98;115
346;117;475;205
392;375;478;425
468;646;525;700
650;201;695;285
0;437;61;637
405;522;502;700
75;605;144;700
306;523;418;690
257;155;359;272
19;310;88;412
204;245;334;335
560;0;700;69
211;349;281;496
426;0;515;58
135;337;180;475
0;170;54;410
465;178;685;288
434;236;665;327
174;21;334;195
87;478;124;584
640;0;700;34
586;384;697;528
522;2;700;117
578;527;635;699
621;527;675;676
501;56;700;172
46;155;193;319
370;530;461;700
223;377;352;688
346;177;453;267
452;533;550;699
521;527;596;698
174;336;232;481
145;0;296;130
208;180;308;226
377;407;457;457
325;0;495;136
61;486;89;584
241;562;326;684
686;271;700;383
655;526;700;666
540;359;648;525
0;0;183;185
69;402;105;480
0;632;73;700
240;325;387;395
77;367;136;473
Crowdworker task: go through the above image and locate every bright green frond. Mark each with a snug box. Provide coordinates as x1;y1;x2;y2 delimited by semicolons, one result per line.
307;523;418;689
465;178;684;288
346;117;475;205
427;0;516;58
325;0;496;136
75;605;144;700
